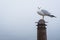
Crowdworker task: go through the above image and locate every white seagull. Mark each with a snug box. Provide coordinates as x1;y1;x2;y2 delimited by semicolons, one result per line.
37;7;56;19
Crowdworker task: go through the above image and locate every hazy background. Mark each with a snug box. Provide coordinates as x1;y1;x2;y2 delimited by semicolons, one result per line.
0;0;60;40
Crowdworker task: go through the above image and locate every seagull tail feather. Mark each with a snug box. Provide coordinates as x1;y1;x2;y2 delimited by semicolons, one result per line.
49;15;56;18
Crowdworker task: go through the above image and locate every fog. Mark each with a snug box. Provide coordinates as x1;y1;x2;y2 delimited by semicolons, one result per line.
0;0;60;40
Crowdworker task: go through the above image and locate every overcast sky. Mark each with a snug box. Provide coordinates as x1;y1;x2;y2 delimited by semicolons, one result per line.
0;0;60;40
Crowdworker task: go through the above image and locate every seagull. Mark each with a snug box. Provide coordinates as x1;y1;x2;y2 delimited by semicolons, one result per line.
37;7;56;19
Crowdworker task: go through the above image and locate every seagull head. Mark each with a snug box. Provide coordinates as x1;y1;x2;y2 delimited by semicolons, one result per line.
38;7;41;10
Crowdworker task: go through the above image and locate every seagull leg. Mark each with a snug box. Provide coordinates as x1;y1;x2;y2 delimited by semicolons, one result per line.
42;16;44;19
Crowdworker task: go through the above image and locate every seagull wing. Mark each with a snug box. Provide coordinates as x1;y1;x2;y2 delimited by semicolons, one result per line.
41;9;56;18
41;10;51;16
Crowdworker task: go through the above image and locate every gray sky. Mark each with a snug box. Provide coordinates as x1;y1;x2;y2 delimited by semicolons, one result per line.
0;0;60;40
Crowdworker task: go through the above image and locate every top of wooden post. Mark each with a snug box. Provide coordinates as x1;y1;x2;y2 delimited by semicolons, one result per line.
37;19;47;26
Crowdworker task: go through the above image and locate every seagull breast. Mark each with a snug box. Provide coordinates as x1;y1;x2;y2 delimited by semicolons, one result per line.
37;11;45;16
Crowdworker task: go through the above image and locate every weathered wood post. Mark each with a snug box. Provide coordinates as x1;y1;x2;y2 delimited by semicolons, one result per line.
36;19;47;40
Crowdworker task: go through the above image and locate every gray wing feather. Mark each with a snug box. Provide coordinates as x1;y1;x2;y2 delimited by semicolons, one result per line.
41;10;50;15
